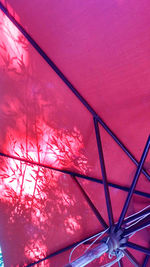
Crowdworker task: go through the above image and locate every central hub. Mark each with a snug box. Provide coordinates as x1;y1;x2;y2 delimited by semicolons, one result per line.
106;226;127;257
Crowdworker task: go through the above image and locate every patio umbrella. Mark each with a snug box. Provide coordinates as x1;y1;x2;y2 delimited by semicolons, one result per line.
0;0;149;266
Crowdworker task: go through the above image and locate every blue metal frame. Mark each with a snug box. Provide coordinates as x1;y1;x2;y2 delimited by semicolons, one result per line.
116;136;150;231
71;175;108;229
118;259;123;267
125;242;150;256
142;255;149;267
123;250;139;267
0;152;149;199
94;117;114;227
26;231;102;267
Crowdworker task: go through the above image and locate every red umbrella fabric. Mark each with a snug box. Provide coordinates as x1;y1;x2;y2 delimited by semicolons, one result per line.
0;0;149;266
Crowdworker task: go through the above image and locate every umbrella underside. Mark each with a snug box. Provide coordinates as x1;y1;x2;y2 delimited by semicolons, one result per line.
0;0;149;266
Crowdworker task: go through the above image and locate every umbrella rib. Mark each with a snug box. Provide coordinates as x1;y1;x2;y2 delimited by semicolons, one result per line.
0;152;149;199
0;151;105;180
125;242;150;256
26;231;103;266
71;175;108;229
123;249;140;267
118;258;124;267
142;255;149;267
93;117;114;227
0;2;149;183
106;182;150;199
116;135;150;231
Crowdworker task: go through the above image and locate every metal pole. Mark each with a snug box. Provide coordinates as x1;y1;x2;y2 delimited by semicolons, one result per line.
0;151;100;180
123;249;139;267
142;255;149;267
118;258;123;267
94;117;114;226
116;136;150;231
65;243;108;267
125;242;150;256
97;116;150;182
0;152;149;199
71;176;108;229
27;231;103;266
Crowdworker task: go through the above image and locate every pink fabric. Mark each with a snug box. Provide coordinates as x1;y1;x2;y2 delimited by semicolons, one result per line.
0;0;149;266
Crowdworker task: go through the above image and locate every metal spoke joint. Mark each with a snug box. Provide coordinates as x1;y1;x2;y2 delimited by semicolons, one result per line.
106;226;127;257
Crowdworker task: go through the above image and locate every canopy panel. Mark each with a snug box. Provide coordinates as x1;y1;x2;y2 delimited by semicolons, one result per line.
1;0;150;155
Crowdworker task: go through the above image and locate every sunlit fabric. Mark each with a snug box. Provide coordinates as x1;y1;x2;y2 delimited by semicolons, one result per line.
0;9;103;265
0;0;150;266
0;11;28;73
0;247;4;267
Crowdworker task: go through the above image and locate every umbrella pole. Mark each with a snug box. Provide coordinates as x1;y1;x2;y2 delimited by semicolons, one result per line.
65;243;108;267
94;117;114;227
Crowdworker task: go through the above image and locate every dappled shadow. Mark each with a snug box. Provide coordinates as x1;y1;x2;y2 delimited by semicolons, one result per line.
0;9;93;267
0;143;89;266
0;9;28;74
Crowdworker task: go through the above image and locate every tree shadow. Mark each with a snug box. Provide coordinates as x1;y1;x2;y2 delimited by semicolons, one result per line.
0;10;92;267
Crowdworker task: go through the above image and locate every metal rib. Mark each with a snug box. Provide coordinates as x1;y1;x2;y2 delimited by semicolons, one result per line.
116;136;150;231
125;242;150;256
123;249;140;267
71;175;108;229
26;231;103;266
94;118;114;226
0;152;149;199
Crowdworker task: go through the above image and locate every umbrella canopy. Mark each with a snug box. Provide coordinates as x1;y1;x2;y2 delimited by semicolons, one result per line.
0;0;149;266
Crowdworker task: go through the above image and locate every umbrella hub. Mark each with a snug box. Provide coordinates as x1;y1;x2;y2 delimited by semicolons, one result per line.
107;226;126;257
